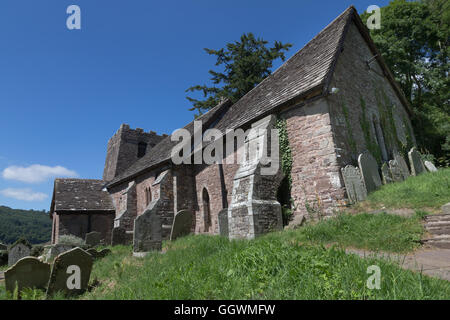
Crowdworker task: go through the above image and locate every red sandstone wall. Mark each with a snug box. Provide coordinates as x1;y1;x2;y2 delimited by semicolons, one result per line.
327;21;415;167
282;98;346;220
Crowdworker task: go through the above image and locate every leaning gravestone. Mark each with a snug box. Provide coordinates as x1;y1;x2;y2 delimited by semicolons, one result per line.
8;242;32;266
133;204;162;256
341;165;367;204
389;153;410;182
85;231;102;247
46;247;93;297
111;227;133;246
408;147;426;176
358;153;382;194
381;163;393;184
170;210;193;241
218;209;229;237
5;257;51;293
42;244;74;263
424;161;438;172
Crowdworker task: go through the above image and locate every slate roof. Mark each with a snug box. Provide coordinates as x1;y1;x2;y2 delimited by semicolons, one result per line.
107;99;233;186
50;179;115;215
107;6;411;187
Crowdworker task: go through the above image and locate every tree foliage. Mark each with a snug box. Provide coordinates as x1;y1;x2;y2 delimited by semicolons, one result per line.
186;33;292;115
361;0;449;164
0;206;51;244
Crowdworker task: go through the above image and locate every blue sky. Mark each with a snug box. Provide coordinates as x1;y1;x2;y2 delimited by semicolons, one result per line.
0;0;391;210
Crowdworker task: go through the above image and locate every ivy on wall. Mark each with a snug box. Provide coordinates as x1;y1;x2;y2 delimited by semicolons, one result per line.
340;100;357;155
276;117;293;225
359;97;383;164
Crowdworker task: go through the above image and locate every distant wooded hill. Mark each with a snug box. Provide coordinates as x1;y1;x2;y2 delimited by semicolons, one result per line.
0;206;52;244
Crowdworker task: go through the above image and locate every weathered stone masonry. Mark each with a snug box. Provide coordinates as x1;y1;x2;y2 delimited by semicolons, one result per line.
49;7;418;244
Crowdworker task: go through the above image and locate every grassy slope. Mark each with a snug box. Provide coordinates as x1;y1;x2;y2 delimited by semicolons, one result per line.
1;171;449;300
363;168;450;210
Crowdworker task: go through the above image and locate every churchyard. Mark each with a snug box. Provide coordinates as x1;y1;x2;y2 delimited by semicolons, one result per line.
0;152;449;300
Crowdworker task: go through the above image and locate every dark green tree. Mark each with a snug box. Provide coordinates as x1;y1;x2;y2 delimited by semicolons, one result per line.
361;0;449;165
186;33;292;115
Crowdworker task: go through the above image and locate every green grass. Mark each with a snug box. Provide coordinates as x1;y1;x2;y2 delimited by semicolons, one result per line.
276;212;424;253
80;236;449;299
365;168;450;210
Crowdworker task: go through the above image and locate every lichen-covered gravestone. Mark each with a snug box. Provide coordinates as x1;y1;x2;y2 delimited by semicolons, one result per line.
5;257;51;293
408;147;426;176
218;209;229;237
170;210;193;241
341;165;367;203
424;161;438;172
8;242;32;266
133;203;162;256
85;231;102;246
358;153;382;194
381;163;393;184
46;247;93;297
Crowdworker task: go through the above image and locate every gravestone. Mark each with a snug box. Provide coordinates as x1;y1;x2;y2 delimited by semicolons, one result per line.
0;243;6;251
8;242;31;266
424;161;438;172
341;165;367;204
86;248;111;260
133;202;162;256
408;147;426;176
85;231;102;247
46;247;93;297
43;244;75;263
170;210;193;241
358;153;382;194
4;257;51;293
388;153;410;182
111;227;133;246
381;163;393;184
218;209;229;237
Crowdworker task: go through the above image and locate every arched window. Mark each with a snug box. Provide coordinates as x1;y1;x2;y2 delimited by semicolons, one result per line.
137;142;147;158
202;188;211;233
145;187;152;206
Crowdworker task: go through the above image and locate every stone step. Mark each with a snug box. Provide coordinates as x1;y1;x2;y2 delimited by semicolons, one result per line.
422;240;450;249
424;221;450;228
425;226;450;235
424;214;450;222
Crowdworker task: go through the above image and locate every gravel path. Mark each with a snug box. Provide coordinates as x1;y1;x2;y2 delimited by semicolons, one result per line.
346;248;450;281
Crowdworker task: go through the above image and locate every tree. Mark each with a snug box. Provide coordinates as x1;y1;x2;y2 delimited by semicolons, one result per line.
361;0;449;165
186;33;292;115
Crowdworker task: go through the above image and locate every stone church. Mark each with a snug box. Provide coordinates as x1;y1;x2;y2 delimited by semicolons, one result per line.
49;7;416;251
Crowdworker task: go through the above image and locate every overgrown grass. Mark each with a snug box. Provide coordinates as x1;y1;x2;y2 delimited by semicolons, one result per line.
78;235;449;300
276;212;424;253
364;168;450;210
0;213;446;300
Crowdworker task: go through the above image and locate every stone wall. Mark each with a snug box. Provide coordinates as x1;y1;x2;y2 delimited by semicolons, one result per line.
282;98;345;222
327;21;415;167
55;212;114;244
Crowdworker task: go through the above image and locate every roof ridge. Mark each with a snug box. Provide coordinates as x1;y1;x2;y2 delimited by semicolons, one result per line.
230;6;356;104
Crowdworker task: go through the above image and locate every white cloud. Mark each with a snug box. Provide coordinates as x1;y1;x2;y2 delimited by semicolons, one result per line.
0;188;48;202
2;164;78;183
